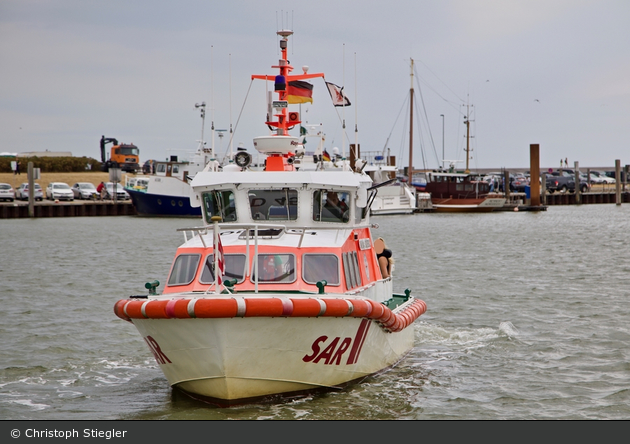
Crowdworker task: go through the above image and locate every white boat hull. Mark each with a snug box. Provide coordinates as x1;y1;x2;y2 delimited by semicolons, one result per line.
131;315;414;403
370;183;418;216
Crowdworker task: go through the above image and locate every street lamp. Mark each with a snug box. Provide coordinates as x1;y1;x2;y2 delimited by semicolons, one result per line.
440;114;445;170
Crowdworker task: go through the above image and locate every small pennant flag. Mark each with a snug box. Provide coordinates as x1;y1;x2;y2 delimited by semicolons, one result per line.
325;81;351;107
287;80;314;104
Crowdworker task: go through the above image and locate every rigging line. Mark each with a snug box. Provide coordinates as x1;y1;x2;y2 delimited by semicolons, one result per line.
412;93;430;171
413;64;464;116
354;52;358;149
414;84;440;168
382;93;409;156
223;79;255;163
415;58;466;104
323;79;352;150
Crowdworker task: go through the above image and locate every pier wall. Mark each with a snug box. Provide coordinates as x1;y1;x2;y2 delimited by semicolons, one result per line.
0;201;137;219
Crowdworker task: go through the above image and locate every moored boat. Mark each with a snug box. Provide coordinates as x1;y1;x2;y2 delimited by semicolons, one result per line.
113;29;427;406
124;102;223;218
424;170;506;212
360;152;419;215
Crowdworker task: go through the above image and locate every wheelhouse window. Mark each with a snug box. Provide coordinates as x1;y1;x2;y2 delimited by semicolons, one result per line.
156;164;167;174
303;254;340;286
313;190;350;223
251;254;296;283
167;254;201;286
248;189;298;221
200;254;247;284
202;190;237;222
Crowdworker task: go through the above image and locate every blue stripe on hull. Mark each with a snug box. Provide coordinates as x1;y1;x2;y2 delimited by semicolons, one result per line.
126;189;202;217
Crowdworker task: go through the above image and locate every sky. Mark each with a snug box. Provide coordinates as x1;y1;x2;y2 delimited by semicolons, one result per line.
1;0;629;171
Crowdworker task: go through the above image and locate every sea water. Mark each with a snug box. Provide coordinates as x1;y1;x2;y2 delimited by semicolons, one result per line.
1;205;629;420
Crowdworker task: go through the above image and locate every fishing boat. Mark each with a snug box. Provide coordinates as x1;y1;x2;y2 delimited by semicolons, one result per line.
424;169;506;212
423;108;505;212
113;29;427;406
124;103;223;217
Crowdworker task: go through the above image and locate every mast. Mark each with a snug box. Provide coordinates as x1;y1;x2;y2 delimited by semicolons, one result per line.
464;103;471;174
251;30;324;135
409;58;414;180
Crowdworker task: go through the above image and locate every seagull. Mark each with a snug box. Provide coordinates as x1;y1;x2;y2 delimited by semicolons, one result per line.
534;99;540;102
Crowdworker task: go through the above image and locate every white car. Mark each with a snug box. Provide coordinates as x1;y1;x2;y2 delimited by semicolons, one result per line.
594;171;616;184
46;182;74;201
15;183;44;201
0;183;15;201
71;182;98;199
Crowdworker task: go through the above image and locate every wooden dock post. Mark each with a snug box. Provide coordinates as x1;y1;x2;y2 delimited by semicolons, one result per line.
575;161;581;204
530;144;540;206
615;159;621;205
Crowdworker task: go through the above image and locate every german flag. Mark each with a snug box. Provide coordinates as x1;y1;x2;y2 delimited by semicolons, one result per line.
322;149;331;161
287;81;313;104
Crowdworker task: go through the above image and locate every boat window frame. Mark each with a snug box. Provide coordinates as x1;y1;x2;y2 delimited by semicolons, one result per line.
199;253;248;284
342;252;355;289
250;253;297;284
248;188;298;221
166;253;201;287
302;253;341;286
202;189;238;222
312;189;351;223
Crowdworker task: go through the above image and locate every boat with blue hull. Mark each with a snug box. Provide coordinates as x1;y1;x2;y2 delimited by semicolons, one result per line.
125;186;201;217
125;103;222;217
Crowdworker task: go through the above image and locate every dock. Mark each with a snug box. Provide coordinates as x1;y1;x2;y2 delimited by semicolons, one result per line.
0;200;137;219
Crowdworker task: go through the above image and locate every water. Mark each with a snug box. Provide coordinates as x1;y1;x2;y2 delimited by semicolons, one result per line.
1;205;629;420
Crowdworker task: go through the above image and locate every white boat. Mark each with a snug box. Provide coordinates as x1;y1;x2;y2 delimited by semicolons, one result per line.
113;29;427;406
359;151;420;215
124;103;222;217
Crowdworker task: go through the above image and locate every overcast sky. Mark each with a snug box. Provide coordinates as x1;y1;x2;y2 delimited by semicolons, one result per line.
2;0;629;171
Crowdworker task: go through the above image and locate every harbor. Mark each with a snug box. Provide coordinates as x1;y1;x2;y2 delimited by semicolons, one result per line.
2;205;629;420
3;186;630;219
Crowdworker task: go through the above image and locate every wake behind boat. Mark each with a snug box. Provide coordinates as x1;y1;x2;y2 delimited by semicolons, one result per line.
113;29;427;406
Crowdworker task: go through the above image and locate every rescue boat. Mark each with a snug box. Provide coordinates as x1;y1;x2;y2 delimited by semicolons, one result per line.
113;29;427;406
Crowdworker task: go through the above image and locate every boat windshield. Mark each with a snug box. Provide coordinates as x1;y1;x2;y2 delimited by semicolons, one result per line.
251;254;296;283
302;253;340;285
200;254;247;284
202;190;237;222
313;190;350;223
167;254;201;286
248;189;298;221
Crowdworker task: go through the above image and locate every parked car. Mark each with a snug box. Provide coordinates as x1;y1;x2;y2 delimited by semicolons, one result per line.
511;174;530;192
46;182;74;201
103;182;130;200
594;171;615;184
545;172;590;193
15;183;43;201
0;183;16;201
71;182;98;200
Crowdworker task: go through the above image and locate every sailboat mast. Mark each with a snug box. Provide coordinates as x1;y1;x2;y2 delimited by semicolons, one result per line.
409;59;414;180
464;103;470;173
